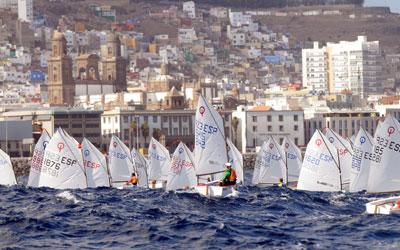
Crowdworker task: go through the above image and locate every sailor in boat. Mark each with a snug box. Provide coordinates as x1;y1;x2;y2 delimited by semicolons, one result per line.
220;163;237;186
126;173;138;186
278;178;284;188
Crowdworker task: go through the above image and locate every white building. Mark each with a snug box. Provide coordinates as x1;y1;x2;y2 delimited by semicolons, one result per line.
18;0;33;23
302;36;382;97
183;1;195;19
228;10;252;27
178;28;197;44
0;0;18;11
233;105;305;153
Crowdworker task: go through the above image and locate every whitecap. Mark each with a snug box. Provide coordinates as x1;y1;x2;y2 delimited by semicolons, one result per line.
56;191;81;204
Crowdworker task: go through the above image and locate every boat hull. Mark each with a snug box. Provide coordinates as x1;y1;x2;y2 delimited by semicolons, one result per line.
195;185;237;197
149;180;167;189
365;196;400;215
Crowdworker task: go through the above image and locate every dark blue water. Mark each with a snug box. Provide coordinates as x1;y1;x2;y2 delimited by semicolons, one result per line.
1;171;400;249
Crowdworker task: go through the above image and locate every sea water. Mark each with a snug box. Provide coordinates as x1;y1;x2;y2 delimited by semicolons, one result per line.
0;171;399;249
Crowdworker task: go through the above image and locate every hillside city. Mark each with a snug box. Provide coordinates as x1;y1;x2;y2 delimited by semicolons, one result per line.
0;0;400;162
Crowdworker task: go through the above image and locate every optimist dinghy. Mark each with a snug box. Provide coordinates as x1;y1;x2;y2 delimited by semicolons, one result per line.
194;94;237;197
366;196;400;215
148;137;170;189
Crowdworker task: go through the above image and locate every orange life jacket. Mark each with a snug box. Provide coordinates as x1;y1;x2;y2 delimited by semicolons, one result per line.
228;168;237;181
129;176;138;185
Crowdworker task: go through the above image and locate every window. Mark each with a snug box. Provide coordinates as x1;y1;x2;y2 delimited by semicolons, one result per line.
279;138;284;144
294;138;298;145
123;116;128;123
174;128;178;135
115;117;118;123
72;124;82;128
103;117;106;123
108;117;111;123
279;125;283;131
252;116;257;122
182;116;188;122
279;115;283;122
267;115;272;122
294;125;298;131
86;124;99;128
253;126;257;132
153;116;158;123
124;129;129;140
163;116;168;122
268;126;272;132
294;115;298;121
173;116;178;122
183;128;189;135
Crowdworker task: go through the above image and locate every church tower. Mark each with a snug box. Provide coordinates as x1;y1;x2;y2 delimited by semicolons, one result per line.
101;33;127;92
47;31;75;106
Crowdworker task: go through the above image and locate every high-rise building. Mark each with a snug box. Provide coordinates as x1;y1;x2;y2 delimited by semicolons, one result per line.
302;36;382;97
18;0;33;23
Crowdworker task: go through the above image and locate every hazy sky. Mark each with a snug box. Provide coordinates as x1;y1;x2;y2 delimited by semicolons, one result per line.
364;0;400;13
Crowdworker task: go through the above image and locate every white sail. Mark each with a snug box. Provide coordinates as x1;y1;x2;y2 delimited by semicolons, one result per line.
108;135;134;187
27;130;51;187
82;138;110;188
367;116;400;193
281;136;302;184
297;130;342;192
324;128;353;187
350;128;374;192
0;149;17;186
194;94;227;179
39;129;86;189
131;148;149;187
252;141;265;185
166;142;197;191
253;138;285;185
148;137;171;181
227;138;244;183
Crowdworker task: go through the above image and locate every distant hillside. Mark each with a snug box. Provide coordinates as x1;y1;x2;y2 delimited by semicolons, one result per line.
131;0;364;8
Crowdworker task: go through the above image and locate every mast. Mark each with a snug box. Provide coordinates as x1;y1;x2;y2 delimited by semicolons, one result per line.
337;148;342;191
285;151;288;186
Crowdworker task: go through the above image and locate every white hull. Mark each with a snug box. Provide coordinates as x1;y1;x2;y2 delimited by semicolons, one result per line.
116;184;139;190
149;180;167;189
195;185;238;197
366;196;400;215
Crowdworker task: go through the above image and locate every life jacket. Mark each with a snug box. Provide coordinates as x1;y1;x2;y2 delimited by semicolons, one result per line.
228;168;237;182
130;176;138;185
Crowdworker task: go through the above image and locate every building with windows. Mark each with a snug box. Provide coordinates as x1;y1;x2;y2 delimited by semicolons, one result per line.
183;1;195;19
302;36;382;97
18;0;33;22
0;108;103;147
304;109;379;143
101;107;233;153
233;105;305;153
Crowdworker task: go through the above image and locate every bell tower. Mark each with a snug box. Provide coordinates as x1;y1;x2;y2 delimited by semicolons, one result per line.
47;31;75;106
101;33;126;92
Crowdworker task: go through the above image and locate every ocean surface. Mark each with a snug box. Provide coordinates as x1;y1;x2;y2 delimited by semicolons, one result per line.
1;171;400;249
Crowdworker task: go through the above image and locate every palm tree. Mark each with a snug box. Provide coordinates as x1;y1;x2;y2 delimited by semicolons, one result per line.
152;128;162;141
130;120;137;148
232;117;239;146
141;122;149;146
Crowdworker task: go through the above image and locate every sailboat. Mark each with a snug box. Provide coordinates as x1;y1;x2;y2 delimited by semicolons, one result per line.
365;116;400;214
324;128;353;191
131;148;149;188
227;138;244;184
27;130;51;187
281;136;302;187
252;137;285;186
108;135;134;188
194;94;236;197
0;148;17;186
81;138;110;188
349;128;374;192
297;130;342;192
148;137;171;189
166;142;197;191
38;129;87;189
